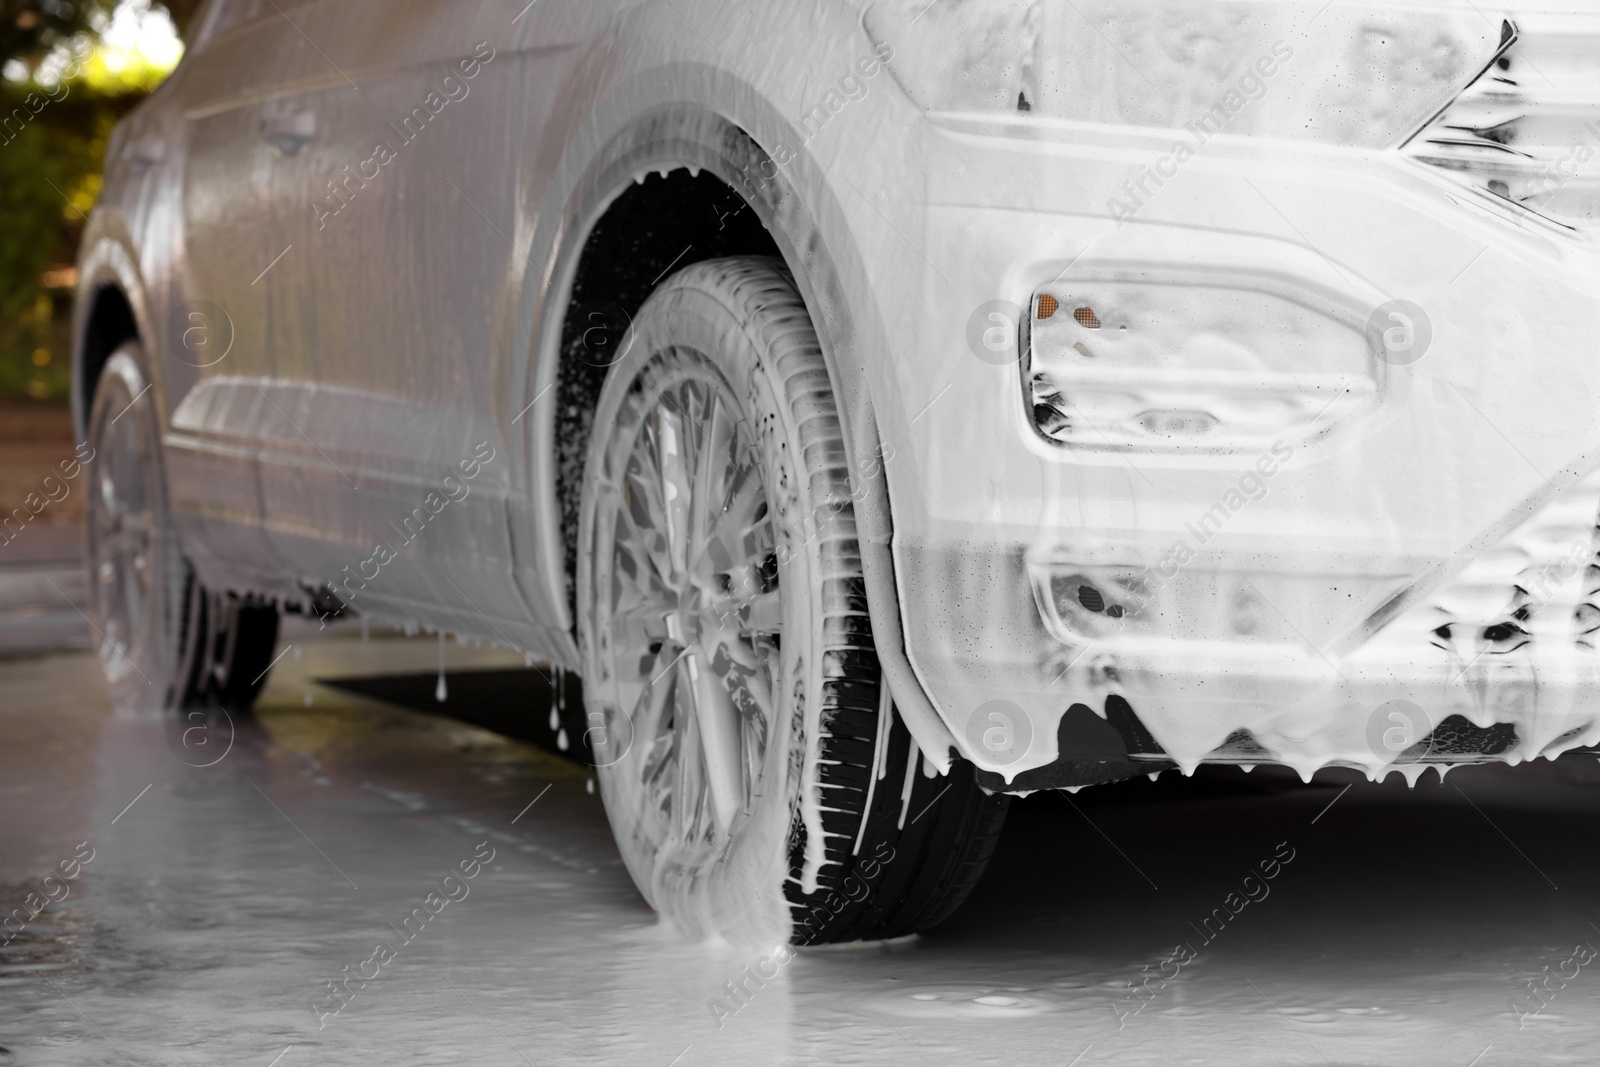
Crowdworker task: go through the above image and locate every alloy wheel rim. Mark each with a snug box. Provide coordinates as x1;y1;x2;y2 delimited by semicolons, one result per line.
89;392;156;683
593;363;782;850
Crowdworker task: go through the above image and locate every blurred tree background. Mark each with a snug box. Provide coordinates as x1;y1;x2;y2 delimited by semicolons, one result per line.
1;0;196;401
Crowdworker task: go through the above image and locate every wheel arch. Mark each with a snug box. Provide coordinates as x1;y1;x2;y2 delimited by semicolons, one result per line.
72;228;157;441
520;74;958;767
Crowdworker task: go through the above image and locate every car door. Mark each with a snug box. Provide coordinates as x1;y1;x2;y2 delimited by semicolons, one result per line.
165;0;308;594
249;0;578;650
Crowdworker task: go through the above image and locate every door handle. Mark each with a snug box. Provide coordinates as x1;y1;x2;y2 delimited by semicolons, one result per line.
263;110;317;156
124;133;166;168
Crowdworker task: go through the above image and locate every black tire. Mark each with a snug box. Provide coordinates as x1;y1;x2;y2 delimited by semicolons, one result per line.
789;696;1010;944
85;341;280;714
578;256;1006;944
183;584;281;711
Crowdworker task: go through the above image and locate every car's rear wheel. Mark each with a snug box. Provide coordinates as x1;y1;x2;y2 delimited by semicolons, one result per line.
85;343;280;713
578;257;1008;945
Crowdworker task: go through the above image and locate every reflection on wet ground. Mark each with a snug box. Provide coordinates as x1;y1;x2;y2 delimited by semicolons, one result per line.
4;623;1600;1066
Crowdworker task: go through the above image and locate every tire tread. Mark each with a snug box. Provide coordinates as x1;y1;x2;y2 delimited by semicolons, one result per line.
673;257;1009;945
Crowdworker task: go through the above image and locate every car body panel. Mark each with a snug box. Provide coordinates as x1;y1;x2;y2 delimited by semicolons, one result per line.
76;0;1600;787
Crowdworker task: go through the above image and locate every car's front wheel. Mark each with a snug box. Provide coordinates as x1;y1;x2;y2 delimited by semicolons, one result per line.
578;257;1008;945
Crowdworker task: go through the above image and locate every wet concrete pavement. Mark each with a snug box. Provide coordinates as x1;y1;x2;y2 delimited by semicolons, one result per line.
5;623;1600;1066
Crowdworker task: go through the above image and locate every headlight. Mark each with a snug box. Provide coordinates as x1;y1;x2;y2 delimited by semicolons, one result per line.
1023;269;1378;452
1403;13;1600;229
865;0;1508;149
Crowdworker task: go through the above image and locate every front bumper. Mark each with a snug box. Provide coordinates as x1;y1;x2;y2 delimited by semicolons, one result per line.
869;115;1600;787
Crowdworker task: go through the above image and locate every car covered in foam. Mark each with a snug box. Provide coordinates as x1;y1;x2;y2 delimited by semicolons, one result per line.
72;0;1600;944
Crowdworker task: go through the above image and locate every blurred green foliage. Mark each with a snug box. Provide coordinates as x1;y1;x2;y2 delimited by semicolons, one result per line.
0;2;187;401
0;75;133;399
2;1;109;70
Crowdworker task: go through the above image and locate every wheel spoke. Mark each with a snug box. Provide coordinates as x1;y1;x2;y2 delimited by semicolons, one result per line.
703;637;773;789
702;475;770;608
620;454;680;588
112;419;146;514
686;392;735;578
708;466;766;548
684;643;745;835
95;465;121;524
671;654;709;840
653;399;695;580
607;564;675;660
635;646;682;803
